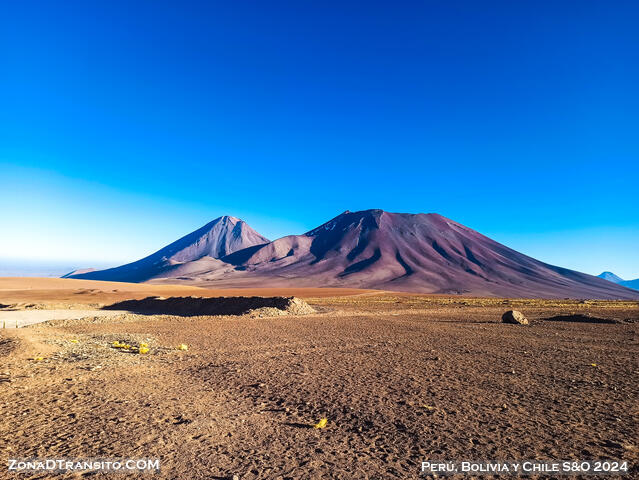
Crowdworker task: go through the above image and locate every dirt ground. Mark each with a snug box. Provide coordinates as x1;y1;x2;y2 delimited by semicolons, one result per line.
0;278;372;306
0;280;637;479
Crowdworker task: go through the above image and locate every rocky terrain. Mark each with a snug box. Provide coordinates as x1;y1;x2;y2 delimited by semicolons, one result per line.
0;285;637;479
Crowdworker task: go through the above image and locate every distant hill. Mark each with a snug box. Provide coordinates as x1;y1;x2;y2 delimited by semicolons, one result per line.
597;271;639;291
69;210;639;299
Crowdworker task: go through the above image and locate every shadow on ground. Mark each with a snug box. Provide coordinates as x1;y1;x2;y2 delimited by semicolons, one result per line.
102;296;314;317
543;314;622;324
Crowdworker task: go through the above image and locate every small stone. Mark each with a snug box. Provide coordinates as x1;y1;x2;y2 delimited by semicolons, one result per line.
501;310;528;325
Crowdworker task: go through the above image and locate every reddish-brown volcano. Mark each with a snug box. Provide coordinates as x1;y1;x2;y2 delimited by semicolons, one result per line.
71;210;639;299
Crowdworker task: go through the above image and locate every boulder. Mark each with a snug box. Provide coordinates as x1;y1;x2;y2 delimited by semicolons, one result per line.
502;310;528;325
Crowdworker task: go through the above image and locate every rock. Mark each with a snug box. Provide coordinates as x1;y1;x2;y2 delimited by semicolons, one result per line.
502;310;528;325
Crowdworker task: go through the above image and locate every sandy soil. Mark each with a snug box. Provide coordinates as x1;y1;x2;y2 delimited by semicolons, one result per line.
0;282;637;479
0;309;129;328
0;278;374;307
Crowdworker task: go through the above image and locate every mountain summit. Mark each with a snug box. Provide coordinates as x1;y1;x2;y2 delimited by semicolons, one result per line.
209;209;638;298
69;210;639;299
72;216;269;282
597;271;625;284
597;271;639;291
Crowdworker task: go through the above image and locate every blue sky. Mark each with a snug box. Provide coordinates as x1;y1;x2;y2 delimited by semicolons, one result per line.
1;1;638;278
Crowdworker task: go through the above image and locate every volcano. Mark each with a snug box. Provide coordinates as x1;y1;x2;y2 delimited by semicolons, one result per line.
72;216;269;283
597;271;639;291
69;210;639;299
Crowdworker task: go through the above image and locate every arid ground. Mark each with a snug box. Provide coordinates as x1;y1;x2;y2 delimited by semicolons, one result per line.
0;279;637;479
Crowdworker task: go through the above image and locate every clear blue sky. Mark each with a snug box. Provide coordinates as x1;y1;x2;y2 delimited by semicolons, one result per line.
1;1;638;278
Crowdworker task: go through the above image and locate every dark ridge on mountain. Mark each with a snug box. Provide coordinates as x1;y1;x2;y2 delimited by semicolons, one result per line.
68;210;639;299
69;216;269;282
598;271;639;291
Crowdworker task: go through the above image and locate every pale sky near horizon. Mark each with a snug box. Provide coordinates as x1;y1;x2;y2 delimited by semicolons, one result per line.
1;1;638;279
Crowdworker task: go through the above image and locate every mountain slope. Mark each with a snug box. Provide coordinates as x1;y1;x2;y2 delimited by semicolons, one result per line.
598;271;639;291
70;216;269;282
622;279;639;290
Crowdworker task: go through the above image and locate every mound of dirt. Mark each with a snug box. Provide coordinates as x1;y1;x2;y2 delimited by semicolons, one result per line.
103;296;316;317
545;314;620;324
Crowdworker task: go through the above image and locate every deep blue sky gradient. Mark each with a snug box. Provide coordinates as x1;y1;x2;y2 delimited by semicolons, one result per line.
1;1;638;277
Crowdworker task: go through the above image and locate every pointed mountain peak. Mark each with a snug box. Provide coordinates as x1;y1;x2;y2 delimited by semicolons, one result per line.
66;216;269;282
205;215;241;226
167;216;269;262
597;271;624;283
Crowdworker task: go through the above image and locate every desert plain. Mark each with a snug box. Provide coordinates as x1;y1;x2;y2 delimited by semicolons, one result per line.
0;278;637;479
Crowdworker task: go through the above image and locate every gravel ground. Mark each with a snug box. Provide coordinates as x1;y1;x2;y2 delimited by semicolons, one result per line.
0;309;128;328
0;294;637;480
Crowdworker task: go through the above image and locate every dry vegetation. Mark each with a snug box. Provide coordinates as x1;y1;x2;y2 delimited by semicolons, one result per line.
310;294;639;310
